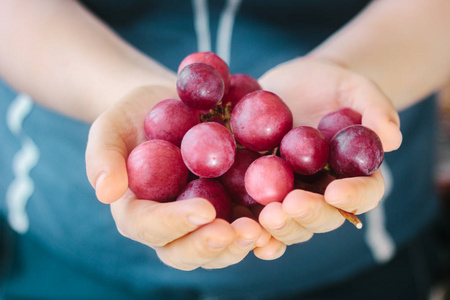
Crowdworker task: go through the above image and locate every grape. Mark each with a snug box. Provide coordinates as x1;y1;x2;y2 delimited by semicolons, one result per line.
222;74;262;109
230;90;293;152
245;155;294;205
218;149;261;207
144;99;200;147
177;178;233;221
280;126;329;175
127;140;188;202
178;51;231;92
318;107;362;142
181;122;236;178
329;125;384;178
177;63;225;110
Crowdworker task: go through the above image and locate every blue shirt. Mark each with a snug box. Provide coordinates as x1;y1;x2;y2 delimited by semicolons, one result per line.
0;1;439;299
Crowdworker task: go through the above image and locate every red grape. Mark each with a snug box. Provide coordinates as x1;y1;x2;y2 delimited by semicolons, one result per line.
222;74;262;109
177;178;233;221
178;51;231;92
329;125;384;178
218;149;261;207
318;107;362;142
245;155;294;205
230;90;293;152
181;122;236;178
177;63;225;110
127;140;188;202
280;126;329;175
144;99;200;147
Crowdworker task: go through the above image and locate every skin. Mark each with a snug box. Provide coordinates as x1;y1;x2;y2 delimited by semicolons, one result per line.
1;0;450;270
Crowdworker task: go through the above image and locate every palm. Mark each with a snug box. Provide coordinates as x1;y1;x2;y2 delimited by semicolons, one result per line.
259;59;388;131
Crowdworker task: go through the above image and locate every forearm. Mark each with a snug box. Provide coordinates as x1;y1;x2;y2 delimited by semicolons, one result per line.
0;0;176;122
310;0;450;110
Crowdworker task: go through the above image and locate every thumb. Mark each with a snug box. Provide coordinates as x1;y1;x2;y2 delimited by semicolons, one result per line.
347;76;403;152
85;114;129;204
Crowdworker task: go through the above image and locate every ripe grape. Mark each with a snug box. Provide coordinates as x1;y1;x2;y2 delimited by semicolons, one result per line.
144;99;200;147
245;155;294;205
181;122;236;178
280;126;329;175
178;51;231;92
329;125;384;178
177;63;225;110
127;140;188;202
177;178;233;221
222;74;262;109
318;107;362;142
230;90;293;152
218;149;261;207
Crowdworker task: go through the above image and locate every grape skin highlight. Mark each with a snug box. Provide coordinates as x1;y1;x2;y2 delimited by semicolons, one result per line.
329;125;384;178
127;140;188;202
177;51;231;93
245;155;294;205
280;126;330;176
318;107;362;142
177;63;225;110
181;122;236;178
230;90;293;152
144;99;200;147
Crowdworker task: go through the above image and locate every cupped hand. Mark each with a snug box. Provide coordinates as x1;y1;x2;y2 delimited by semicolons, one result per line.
85;85;283;270
256;57;402;245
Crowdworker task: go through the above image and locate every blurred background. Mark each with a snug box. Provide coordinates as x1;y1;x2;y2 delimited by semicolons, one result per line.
432;84;450;300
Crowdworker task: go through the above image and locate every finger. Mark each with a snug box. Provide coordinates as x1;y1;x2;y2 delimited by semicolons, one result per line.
258;202;313;245
282;190;345;233
342;74;402;152
111;193;216;247
253;237;287;261
85;114;131;204
324;169;385;215
255;228;272;248
202;217;262;269
155;219;236;271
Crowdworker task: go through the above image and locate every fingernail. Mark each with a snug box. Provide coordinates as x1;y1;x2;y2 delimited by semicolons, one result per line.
389;120;400;130
95;172;108;189
207;238;229;250
188;215;213;226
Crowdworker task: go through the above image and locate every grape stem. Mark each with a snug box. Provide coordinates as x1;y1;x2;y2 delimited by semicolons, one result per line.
338;209;363;229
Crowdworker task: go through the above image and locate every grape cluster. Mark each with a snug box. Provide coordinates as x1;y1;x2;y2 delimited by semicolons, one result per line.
127;52;384;226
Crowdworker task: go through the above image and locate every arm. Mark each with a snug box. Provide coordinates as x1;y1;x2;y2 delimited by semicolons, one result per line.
257;0;449;245
310;0;450;109
0;0;176;122
0;0;282;270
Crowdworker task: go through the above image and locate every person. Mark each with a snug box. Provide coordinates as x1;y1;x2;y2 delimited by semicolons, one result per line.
0;0;449;299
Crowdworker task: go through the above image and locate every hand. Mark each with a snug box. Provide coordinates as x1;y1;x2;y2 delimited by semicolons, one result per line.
256;57;402;245
85;85;283;270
